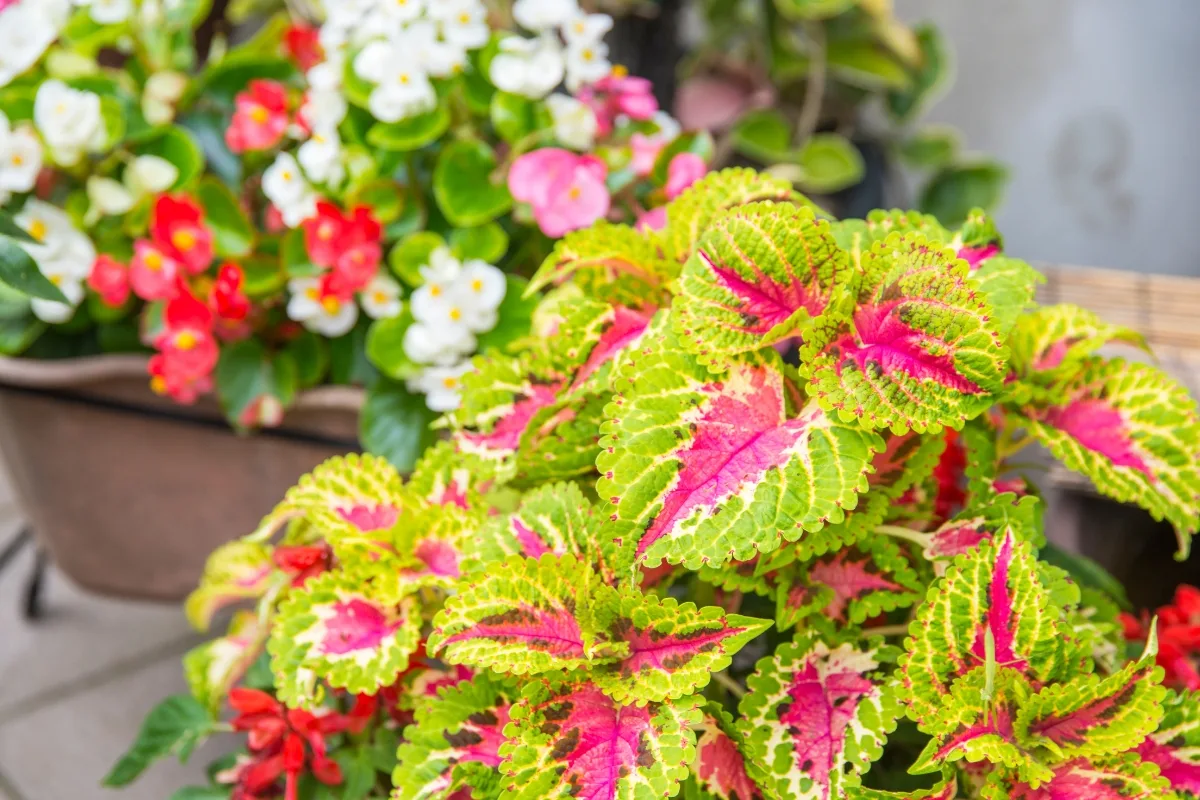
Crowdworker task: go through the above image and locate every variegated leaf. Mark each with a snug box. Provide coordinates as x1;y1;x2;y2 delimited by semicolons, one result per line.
664;168;797;265
844;774;958;799
803;233;1007;433
599;333;881;570
428;554;616;675
774;536;923;631
185;540;277;630
981;754;1170;800
525;221;674;307
1007;304;1147;387
1139;689;1200;798
693;703;762;800
673;202;852;358
268;564;421;707
409;439;480;511
468;481;598;568
1019;357;1200;557
738;632;901;800
971;257;1044;338
183;610;266;713
392;672;513;800
899;531;1070;724
589;591;772;705
921;492;1044;565
951;208;1004;267
1015;627;1165;762
829;209;952;259
499;678;701;800
870;430;948;501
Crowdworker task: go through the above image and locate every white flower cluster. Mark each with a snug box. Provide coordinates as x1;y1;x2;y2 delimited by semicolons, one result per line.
0;0;69;88
0;112;42;206
16;200;96;323
285;273;403;338
404;247;505;411
491;0;613;99
297;61;348;187
34;80;107;167
263;153;319;228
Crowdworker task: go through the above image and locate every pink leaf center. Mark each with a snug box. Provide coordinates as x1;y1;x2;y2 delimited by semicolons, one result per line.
969;533;1026;671
319;598;403;656
808;553;903;622
461;383;563;454
336;504;400;531
443;605;586;658
696;723;759;800
570;306;654;391
699;247;832;337
1042;398;1153;478
1138;738;1200;794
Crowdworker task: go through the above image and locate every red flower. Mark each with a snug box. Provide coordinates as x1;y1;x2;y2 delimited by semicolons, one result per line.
302;203;382;296
272;544;331;588
1121;585;1200;690
148;286;218;404
130;240;182;301
223;688;347;800
87;254;130;307
150;195;214;275
302;201;346;269
283;23;323;72
931;428;968;524
226;80;290;154
209;262;252;340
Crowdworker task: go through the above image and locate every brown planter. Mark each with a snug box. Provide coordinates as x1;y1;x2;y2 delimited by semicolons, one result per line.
0;355;365;602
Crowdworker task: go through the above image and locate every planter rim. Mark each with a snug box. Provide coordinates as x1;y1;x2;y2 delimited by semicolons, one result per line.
0;353;366;411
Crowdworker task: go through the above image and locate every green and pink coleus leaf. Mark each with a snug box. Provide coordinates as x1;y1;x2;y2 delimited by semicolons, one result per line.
183;610;266;714
845;774;959;799
970;256;1044;338
428;553;618;675
409;440;481;511
803;232;1007;434
525;220;675;308
1015;626;1165;763
1139;690;1200;798
1019;357;1200;557
589;590;772;705
692;703;762;800
951;208;1004;267
499;678;701;800
598;334;881;570
830;209;952;259
663;167;797;265
774;535;923;631
468;481;599;569
899;531;1070;724
1006;305;1147;395
916;491;1044;567
982;754;1171;800
268;564;421;707
185;539;278;630
393;672;514;800
738;632;901;800
672;201;852;359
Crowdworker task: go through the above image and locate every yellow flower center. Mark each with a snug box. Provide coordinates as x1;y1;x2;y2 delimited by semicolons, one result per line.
175;330;198;351
448;307;462;322
581;49;594;62
318;222;334;240
144;251;163;270
281;170;294;182
429;284;442;298
171;229;197;252
442;376;458;389
322;295;341;314
49;274;63;286
574;21;586;34
458;12;470;23
611;64;629;78
373;291;388;304
470;278;483;293
306;287;320;300
568;186;582;200
28;219;47;242
250;105;269;124
150;375;167;395
11;153;23;167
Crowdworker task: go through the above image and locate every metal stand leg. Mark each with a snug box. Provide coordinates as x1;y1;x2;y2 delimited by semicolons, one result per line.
0;526;48;622
0;525;32;576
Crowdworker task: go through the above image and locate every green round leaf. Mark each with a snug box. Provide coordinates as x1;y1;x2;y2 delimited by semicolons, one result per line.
365;311;422;380
389;231;445;287
731;109;793;165
240;255;286;298
366;103;451;152
651;131;716;185
773;0;856;20
489;91;549;144
100;96;126;149
919;162;1009;228
887;24;951;123
475;276;537;354
796;133;865;193
215;339;299;425
899;125;960;169
433;139;512;228
133;127;205;190
827;40;911;90
285;329;330;388
281;228;318;278
196;177;254;258
448;223;508;264
348;179;405;223
193;54;296;104
359;379;438;473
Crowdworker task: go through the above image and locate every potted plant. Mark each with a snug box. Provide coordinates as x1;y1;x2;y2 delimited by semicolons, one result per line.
110;168;1200;798
0;0;706;598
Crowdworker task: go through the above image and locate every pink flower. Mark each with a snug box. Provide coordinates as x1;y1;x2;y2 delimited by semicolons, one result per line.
635;206;667;232
509;148;610;238
577;71;658;137
665;152;707;199
629;133;665;177
87;255;130;307
225;80;290;154
130;240;182;301
150;195;214;276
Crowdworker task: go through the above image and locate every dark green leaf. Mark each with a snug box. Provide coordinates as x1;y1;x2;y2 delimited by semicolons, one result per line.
0;212;35;243
827;40;911;90
389;231;445;287
365;312;421;381
193;54;296;105
731;109;793;165
215;340;299;425
334;747;377;800
348;179;405;223
0;238;67;303
169;787;231;800
366;104;451;152
285;330;329;388
240;255;287;298
898;126;959;168
360;380;437;473
433;139;512;227
796;133;864;193
281;228;318;278
329;319;379;386
197;177;254;257
919;162;1008;228
489;91;549;143
370;728;400;773
773;0;855;20
0;314;45;355
1040;543;1133;612
102;695;214;787
449;223;508;263
134;126;206;190
887;24;950;123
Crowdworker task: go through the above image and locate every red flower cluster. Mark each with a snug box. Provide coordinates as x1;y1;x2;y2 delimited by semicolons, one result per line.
932;428;968;524
283;23;323;72
220;688;349;800
124;195;216;302
226;80;291;154
1121;585;1200;690
302;201;383;300
148;287;219;404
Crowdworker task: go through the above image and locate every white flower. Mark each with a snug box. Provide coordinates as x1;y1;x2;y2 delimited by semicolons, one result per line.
455;260;506;330
0;2;63;88
561;12;612;45
34;80;107;166
410;246;461;321
301;64;348;132
564;39;610;91
409;362;474;412
489;35;564;100
30;271;84;323
431;0;490;49
354;42;436;123
298;129;343;185
124;155;178;196
651;111;682;141
15;200;95;279
286;277;359;337
379;0;424;24
513;0;579;32
142;71;187;125
398;20;467;79
403;321;475;366
87;176;135;216
546;93;596;150
263;153;318;227
360;274;403;319
0;113;42;200
80;0;133;24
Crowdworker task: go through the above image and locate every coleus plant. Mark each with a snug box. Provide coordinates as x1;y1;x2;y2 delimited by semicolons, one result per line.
111;168;1200;800
0;0;707;467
